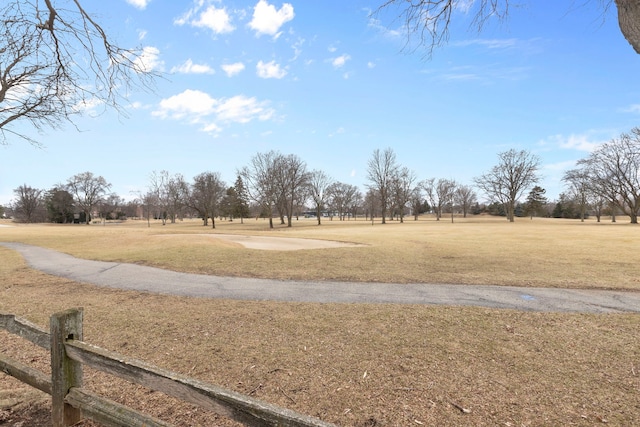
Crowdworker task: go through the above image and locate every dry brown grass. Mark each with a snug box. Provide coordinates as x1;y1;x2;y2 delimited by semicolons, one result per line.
1;215;639;289
1;218;640;426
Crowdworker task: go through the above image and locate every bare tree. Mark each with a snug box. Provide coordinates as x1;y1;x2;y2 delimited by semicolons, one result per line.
578;128;640;223
307;170;333;225
375;1;640;56
1;0;156;145
363;188;380;222
474;149;540;222
148;170;170;225
100;193;125;220
148;171;189;224
239;151;280;229
409;186;424;220
455;185;477;218
366;148;399;224
140;191;157;227
576;156;620;223
166;174;189;223
436;178;457;222
12;184;43;222
189;172;226;228
422;178;456;221
65;171;111;224
421;178;437;219
563;169;593;222
348;188;364;220
390;167;417;223
273;154;309;227
327;182;360;221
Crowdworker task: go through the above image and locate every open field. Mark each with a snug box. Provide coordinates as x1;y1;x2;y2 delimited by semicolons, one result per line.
1;217;640;426
0;215;639;289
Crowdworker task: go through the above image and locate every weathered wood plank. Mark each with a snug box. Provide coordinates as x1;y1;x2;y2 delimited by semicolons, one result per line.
65;340;336;427
0;312;50;350
0;352;52;395
65;387;173;427
50;308;84;427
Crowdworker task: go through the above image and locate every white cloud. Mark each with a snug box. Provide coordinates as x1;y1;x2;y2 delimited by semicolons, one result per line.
367;61;376;69
367;15;401;39
256;60;287;79
453;39;518;50
542;133;605;153
216;95;274;123
72;97;104;116
126;0;150;10
249;0;294;37
152;89;274;133
331;54;351;68
291;37;305;61
441;73;480;81
623;104;640;114
171;59;215;74
202;123;222;133
133;46;164;72
137;29;147;41
153;89;217;121
221;62;246;77
176;4;234;34
329;127;346;137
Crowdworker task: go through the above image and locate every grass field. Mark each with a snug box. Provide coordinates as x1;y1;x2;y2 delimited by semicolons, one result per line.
0;215;639;289
1;216;639;426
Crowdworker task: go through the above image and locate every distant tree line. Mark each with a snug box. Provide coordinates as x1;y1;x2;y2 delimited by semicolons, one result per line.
5;127;640;225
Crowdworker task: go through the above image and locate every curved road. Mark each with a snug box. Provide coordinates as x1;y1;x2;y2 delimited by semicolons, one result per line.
2;242;639;314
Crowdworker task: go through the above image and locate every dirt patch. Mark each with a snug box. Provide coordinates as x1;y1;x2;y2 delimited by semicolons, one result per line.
179;234;367;251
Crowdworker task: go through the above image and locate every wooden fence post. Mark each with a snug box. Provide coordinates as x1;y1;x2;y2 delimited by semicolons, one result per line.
50;308;84;427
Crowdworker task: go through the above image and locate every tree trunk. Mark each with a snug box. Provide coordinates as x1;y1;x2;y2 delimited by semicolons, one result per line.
508;203;515;222
616;0;640;54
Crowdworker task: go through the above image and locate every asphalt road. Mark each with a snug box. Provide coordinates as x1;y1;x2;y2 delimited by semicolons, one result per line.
2;242;639;314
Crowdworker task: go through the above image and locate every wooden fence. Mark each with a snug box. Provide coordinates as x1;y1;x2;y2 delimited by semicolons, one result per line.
0;308;336;427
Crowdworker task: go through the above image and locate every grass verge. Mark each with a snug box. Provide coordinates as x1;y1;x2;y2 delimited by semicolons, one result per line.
1;247;639;426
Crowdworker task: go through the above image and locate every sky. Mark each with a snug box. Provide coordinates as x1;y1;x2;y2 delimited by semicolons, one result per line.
2;0;640;206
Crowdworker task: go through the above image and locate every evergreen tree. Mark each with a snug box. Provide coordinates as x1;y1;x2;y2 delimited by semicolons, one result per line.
46;188;75;223
233;175;250;224
525;186;547;219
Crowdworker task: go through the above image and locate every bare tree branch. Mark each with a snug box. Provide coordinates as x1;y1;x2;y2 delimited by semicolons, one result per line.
375;1;640;57
374;0;510;58
1;0;157;145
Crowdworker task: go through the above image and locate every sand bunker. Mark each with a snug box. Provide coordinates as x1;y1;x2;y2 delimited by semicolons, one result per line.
202;234;365;251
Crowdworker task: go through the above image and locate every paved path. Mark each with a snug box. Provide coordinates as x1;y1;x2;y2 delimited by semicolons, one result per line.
2;242;639;314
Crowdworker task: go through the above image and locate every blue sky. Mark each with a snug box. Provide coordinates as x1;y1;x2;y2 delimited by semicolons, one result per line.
2;0;640;206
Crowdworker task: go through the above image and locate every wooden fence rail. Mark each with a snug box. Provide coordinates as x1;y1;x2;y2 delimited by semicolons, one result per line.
0;308;336;427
